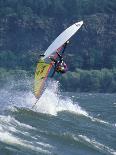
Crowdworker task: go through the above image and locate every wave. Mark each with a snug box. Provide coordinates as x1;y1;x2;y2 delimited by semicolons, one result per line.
0;129;51;154
77;135;116;155
62;133;116;155
32;80;89;116
0;115;52;154
31;81;115;128
0;115;36;130
1;78;115;129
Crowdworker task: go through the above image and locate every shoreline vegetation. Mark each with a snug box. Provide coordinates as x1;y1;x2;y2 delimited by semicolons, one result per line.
0;68;116;93
0;0;116;93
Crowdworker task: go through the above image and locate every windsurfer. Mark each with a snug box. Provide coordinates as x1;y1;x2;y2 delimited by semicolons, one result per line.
49;51;68;76
55;52;68;73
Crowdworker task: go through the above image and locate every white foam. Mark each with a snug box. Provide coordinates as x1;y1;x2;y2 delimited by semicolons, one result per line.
72;134;116;155
33;81;88;116
0;115;36;130
0;128;51;154
0;115;52;154
2;78;112;128
88;115;109;124
86;115;116;128
30;80;114;128
78;135;116;155
36;141;52;148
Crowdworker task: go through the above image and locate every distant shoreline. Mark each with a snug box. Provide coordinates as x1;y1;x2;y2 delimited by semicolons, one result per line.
0;68;116;93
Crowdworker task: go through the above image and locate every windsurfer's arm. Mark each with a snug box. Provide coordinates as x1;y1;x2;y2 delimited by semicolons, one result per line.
56;52;62;59
64;41;69;48
62;40;69;54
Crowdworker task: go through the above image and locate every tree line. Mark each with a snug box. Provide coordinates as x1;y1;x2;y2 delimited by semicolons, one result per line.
0;0;116;92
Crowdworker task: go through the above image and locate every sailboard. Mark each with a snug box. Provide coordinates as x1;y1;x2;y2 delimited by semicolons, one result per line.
34;21;83;100
43;21;83;59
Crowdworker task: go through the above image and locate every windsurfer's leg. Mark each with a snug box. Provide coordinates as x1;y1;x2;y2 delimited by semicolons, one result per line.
56;52;63;63
48;56;58;77
56;52;62;59
51;62;57;77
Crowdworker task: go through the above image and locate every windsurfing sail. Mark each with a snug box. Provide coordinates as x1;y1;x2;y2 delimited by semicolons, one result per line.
34;59;50;98
34;47;63;99
34;21;83;99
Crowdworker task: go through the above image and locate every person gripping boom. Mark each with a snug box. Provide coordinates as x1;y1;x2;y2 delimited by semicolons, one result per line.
49;41;69;77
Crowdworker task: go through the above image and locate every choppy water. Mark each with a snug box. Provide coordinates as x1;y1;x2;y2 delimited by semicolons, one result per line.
0;79;116;155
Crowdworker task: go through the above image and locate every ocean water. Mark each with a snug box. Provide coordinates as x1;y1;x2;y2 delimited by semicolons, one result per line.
0;79;116;155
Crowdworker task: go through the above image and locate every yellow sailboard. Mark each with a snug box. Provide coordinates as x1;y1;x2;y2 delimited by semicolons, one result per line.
34;59;51;98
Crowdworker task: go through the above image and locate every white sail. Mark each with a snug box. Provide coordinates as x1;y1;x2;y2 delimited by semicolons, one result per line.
43;21;83;59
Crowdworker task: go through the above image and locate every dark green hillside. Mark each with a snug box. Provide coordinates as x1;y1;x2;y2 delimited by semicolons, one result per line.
0;0;116;92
